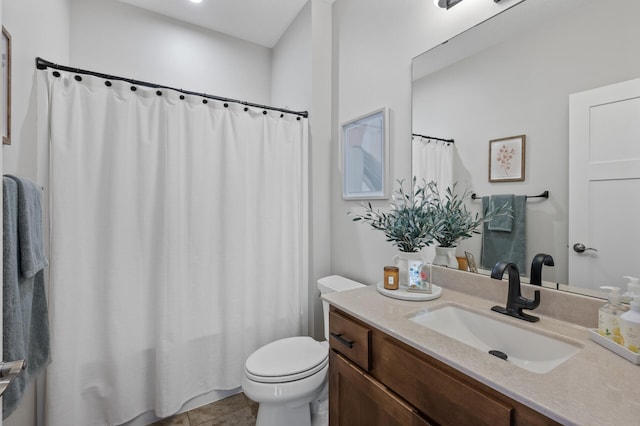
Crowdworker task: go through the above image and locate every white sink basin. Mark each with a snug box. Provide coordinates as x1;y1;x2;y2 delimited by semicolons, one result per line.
409;304;582;374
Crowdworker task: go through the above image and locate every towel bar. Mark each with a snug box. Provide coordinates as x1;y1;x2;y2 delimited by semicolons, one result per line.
471;190;549;201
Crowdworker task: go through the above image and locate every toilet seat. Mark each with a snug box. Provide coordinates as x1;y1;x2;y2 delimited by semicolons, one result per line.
245;336;328;383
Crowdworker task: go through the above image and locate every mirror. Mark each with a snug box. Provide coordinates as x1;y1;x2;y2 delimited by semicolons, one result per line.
412;0;640;296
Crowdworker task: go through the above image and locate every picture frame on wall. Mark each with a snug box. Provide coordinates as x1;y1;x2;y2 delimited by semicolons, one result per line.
2;26;11;146
489;135;525;183
465;251;478;273
341;107;389;200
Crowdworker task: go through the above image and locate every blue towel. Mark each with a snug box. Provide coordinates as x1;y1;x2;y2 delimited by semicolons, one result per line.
481;195;527;274
5;175;48;277
487;194;514;232
2;176;50;419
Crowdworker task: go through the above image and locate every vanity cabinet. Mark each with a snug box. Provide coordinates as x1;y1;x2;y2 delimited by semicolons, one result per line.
328;307;560;426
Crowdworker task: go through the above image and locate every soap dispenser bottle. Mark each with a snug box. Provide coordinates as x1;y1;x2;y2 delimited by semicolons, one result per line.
598;286;628;343
622;276;640;303
620;296;640;353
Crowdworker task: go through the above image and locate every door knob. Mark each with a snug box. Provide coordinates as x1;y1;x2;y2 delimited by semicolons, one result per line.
573;243;598;253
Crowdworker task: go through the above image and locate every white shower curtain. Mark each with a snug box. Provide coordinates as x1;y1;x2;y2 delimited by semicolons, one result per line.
41;70;308;425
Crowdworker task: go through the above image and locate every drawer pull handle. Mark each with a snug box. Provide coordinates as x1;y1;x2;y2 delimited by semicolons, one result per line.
330;332;354;349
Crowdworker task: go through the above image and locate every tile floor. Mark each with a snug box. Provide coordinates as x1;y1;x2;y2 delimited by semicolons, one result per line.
151;393;257;426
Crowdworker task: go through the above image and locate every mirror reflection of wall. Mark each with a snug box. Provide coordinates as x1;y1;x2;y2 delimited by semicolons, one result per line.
412;0;640;293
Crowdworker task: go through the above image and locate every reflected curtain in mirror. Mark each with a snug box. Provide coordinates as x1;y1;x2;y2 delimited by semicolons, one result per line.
411;135;454;193
411;135;454;263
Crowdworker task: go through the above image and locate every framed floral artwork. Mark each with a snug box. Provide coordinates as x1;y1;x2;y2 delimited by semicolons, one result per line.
489;135;525;182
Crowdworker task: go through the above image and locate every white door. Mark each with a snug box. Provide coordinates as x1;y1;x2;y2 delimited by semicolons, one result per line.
569;77;640;292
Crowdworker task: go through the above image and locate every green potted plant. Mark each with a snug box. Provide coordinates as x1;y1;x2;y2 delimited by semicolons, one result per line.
349;179;439;286
349;179;509;275
349;178;438;253
426;182;509;268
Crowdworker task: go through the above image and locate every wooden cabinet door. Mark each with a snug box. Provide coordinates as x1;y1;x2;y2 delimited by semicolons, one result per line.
371;327;560;426
329;350;430;426
372;334;513;426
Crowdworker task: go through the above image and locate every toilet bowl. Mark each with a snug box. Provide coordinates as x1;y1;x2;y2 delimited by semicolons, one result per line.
241;275;365;426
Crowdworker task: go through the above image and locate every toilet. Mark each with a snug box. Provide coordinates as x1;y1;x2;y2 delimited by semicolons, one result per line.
241;275;365;426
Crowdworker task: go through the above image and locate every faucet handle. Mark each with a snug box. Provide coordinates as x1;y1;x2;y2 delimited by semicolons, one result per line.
516;289;540;310
525;290;540;310
513;291;540;322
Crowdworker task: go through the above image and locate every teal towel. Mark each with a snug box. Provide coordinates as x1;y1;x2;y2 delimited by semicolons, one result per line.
481;195;526;274
487;194;514;232
2;176;50;419
5;175;48;276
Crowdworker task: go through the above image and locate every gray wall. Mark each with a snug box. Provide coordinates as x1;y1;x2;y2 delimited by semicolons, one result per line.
70;0;273;103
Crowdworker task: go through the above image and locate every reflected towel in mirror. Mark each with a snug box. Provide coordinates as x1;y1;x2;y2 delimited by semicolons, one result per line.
487;194;514;232
481;195;526;274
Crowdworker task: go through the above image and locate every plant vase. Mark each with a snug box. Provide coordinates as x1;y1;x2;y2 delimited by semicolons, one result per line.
433;246;459;269
393;251;423;287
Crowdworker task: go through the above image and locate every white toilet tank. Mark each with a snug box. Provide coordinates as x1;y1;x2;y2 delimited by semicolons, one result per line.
317;275;365;341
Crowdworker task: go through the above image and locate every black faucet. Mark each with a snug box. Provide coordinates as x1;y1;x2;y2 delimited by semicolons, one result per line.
490;261;540;322
530;253;554;286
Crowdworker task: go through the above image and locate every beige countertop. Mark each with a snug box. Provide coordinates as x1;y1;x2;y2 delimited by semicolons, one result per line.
323;277;640;426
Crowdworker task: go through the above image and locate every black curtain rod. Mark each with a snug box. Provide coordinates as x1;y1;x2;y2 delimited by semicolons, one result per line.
35;57;309;118
471;190;549;200
412;133;454;144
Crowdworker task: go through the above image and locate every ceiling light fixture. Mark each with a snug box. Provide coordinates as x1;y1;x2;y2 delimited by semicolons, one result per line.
433;0;464;9
190;0;202;4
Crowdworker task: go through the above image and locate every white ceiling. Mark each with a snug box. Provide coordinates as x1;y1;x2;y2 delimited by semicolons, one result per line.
118;0;309;48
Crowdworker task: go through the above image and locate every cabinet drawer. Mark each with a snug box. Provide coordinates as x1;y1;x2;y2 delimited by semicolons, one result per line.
329;310;371;371
373;334;513;426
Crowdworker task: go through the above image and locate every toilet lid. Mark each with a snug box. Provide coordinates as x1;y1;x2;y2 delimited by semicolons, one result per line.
245;336;328;383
